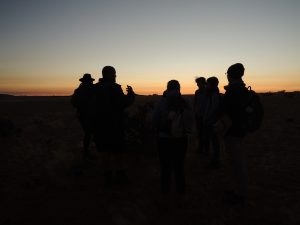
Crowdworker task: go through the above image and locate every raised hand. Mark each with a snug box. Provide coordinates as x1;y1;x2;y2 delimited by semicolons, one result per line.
126;85;134;95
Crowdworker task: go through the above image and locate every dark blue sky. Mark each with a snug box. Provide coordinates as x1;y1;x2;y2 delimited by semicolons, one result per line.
1;0;300;95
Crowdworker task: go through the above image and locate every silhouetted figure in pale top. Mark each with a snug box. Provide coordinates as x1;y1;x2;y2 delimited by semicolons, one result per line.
153;80;192;194
71;73;95;159
194;77;208;154
94;66;135;187
221;63;249;205
202;76;222;169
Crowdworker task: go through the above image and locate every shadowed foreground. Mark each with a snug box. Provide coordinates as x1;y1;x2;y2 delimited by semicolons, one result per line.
0;94;299;225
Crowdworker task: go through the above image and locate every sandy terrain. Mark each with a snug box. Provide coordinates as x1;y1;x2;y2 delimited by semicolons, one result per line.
0;94;299;225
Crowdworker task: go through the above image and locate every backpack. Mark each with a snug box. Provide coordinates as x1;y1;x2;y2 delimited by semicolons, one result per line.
158;99;187;138
167;109;185;137
242;86;264;132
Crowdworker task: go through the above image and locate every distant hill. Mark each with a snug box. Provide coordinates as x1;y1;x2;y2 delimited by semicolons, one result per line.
0;94;15;99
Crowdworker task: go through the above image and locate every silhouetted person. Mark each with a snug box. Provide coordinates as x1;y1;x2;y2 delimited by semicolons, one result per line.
153;80;192;194
202;76;222;169
194;77;208;154
71;73;95;159
222;63;248;205
94;66;135;187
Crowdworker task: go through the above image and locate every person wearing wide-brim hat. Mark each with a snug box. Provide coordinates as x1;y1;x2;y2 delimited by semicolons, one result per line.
79;73;95;83
71;73;95;159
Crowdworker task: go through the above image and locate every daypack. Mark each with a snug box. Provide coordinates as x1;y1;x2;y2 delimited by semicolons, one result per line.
159;105;186;138
242;86;264;132
167;109;185;137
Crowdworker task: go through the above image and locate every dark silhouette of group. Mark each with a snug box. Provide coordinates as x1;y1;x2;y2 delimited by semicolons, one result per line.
194;76;222;169
72;66;135;186
72;63;263;206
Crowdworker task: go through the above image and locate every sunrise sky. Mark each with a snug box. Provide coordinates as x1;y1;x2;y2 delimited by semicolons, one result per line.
0;0;299;95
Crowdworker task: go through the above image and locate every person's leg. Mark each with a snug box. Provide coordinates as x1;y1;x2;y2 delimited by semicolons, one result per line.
94;135;113;187
158;138;172;194
195;118;204;153
202;124;210;155
83;130;91;156
114;151;128;185
225;136;247;201
79;116;90;157
102;151;113;187
173;137;188;194
210;129;221;167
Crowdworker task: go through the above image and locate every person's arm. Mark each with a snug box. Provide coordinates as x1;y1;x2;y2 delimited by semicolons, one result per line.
71;89;79;108
124;85;135;107
113;84;135;110
211;93;221;115
213;91;232;135
183;105;193;135
193;90;198;109
152;97;166;132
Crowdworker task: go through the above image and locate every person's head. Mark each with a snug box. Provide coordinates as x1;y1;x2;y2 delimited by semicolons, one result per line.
195;77;206;89
167;80;180;92
166;80;184;109
227;63;245;81
102;66;116;83
79;73;94;84
206;76;219;90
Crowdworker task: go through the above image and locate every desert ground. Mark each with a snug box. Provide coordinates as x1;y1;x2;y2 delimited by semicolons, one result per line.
0;93;299;225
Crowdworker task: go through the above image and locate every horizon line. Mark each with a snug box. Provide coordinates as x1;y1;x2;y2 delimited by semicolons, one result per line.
1;90;299;97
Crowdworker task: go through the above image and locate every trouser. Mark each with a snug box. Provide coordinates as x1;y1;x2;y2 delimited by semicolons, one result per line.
157;137;188;194
195;118;208;153
198;121;220;162
78;115;93;155
207;126;221;163
225;136;247;197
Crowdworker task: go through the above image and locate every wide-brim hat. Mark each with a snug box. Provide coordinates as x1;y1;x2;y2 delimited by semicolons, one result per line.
79;73;95;82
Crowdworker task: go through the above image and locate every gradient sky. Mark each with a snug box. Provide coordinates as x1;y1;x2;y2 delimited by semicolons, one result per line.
1;0;299;95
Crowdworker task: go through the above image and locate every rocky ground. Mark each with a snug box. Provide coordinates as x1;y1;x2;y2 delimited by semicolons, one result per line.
0;94;299;225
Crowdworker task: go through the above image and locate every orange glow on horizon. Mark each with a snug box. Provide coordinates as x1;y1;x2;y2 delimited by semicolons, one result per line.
1;64;299;96
1;84;299;96
1;71;299;96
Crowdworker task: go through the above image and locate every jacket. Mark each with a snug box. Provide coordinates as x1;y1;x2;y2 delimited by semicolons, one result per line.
153;90;192;138
223;81;248;138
